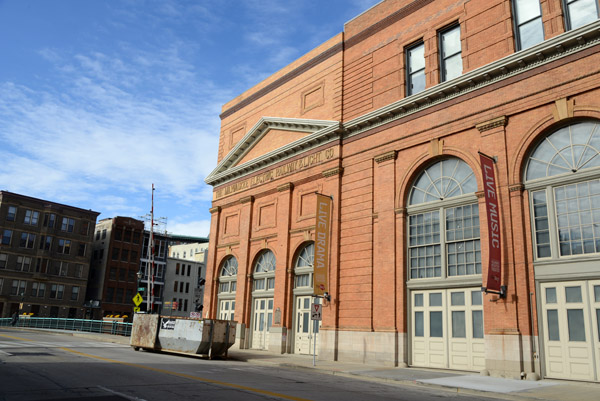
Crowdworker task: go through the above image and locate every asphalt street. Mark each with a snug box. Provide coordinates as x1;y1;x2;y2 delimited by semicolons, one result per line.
0;328;505;401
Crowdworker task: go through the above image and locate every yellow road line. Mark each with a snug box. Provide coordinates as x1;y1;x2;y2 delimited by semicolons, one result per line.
0;334;312;401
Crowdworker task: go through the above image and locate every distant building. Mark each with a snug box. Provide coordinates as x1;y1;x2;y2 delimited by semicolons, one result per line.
162;256;205;318
0;191;99;318
169;242;209;262
87;216;144;320
138;230;169;313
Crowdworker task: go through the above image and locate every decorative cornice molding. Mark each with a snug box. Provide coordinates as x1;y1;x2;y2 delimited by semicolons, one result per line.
209;206;221;214
217;241;240;249
322;166;343;178
290;226;315;235
240;196;254;204
220;42;343;120
394;208;407;216
476;191;485;199
277;183;294;192
476;116;507;132
250;233;277;242
374;150;397;163
509;183;525;192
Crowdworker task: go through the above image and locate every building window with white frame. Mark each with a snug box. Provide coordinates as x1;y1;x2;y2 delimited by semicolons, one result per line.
57;239;71;254
253;250;276;291
512;0;544;50
2;229;12;245
0;253;7;269
294;242;314;289
408;158;481;279
24;210;39;225
6;206;17;221
20;232;36;249
525;120;600;259
439;24;462;82
218;256;238;294
563;0;600;30
61;217;75;232
406;41;426;96
16;256;31;272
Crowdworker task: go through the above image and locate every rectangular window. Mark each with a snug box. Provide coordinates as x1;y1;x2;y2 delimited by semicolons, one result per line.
78;243;86;257
131;250;138;263
446;204;482;276
513;0;544;50
7;206;17;221
121;249;128;262
123;230;132;242
95;231;100;240
109;268;117;280
176;263;180;275
179;282;184;292
71;286;80;301
185;282;190;293
102;229;107;239
563;0;599;30
80;221;89;236
61;217;75;232
414;311;424;337
472;310;484;338
0;253;7;269
112;247;119;260
20;232;36;249
44;213;56;228
2;229;12;245
75;264;84;278
57;239;71;254
174;281;178;292
114;229;122;241
132;231;140;244
219;282;229;293
39;235;52;251
50;284;64;299
24;210;40;225
267;277;275;290
408;211;441;279
16;256;31;272
58;262;68;276
35;258;49;273
406;41;425;95
119;269;126;281
116;288;124;303
32;282;46;297
187;265;191;276
439;24;462;82
430;311;443;337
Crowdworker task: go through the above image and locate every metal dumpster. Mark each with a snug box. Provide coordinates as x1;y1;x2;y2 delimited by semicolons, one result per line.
130;314;236;359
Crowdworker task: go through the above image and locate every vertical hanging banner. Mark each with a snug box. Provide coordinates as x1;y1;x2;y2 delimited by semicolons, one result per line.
480;153;502;292
313;194;332;296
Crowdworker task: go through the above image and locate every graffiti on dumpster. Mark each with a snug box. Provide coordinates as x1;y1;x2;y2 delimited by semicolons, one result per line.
161;318;176;330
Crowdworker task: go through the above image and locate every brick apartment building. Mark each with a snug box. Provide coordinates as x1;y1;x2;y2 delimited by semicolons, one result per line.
0;191;99;319
87;216;144;320
204;0;600;382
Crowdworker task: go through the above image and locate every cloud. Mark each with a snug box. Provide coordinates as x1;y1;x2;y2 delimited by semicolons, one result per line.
168;219;211;238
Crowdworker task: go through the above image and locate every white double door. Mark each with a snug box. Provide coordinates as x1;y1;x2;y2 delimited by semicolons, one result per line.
251;297;273;350
541;280;600;381
294;296;320;355
218;299;235;321
411;287;485;371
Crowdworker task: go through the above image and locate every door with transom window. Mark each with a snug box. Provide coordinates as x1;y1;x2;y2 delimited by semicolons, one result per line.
250;250;276;350
541;281;600;381
252;297;273;350
294;296;320;355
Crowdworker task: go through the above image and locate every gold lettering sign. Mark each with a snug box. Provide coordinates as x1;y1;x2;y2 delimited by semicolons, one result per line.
214;147;336;200
313;194;331;296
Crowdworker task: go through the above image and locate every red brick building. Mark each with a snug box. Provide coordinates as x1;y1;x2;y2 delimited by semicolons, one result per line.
205;0;600;381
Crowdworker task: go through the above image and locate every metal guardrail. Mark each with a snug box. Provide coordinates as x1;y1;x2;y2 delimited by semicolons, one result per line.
0;317;132;336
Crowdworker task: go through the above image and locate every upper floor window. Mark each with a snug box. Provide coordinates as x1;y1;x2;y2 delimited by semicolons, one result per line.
408;158;480;279
24;210;39;226
57;239;71;254
253;250;276;291
294;242;314;289
6;206;16;221
406;41;425;96
61;217;75;232
219;256;238;294
2;229;13;245
513;0;544;50
20;232;36;249
563;0;599;30
439;24;462;82
525;120;600;259
44;213;56;228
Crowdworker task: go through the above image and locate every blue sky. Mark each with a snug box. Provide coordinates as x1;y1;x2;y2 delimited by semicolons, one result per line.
0;0;380;237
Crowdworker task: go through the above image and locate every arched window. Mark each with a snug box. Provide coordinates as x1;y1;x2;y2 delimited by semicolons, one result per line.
253;250;276;291
525;120;600;259
407;158;481;279
218;256;238;294
294;242;314;289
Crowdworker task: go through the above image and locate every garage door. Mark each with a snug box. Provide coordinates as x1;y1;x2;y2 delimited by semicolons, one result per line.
411;287;485;371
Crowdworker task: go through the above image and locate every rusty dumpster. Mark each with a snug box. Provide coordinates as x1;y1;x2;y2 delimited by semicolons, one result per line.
130;314;236;359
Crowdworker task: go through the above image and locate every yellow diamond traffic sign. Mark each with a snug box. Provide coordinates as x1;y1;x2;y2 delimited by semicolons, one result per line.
133;293;143;306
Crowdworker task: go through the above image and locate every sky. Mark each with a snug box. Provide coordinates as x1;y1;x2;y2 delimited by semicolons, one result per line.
0;0;381;237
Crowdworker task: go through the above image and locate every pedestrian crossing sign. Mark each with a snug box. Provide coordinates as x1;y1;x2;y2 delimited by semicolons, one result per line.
133;307;140;313
133;293;143;306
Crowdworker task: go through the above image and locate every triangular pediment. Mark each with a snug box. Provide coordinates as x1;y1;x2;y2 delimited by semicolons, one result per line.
205;117;340;186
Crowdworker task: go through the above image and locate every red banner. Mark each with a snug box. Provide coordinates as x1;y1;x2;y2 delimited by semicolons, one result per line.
480;153;502;292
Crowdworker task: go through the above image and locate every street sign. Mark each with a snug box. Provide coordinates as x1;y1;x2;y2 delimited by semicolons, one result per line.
137;287;145;292
132;293;143;306
189;312;201;319
311;303;322;321
133;307;140;313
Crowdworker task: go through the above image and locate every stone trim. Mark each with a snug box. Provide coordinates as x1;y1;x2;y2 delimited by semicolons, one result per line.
277;183;294;192
217;241;240;249
374;150;397;164
476;191;485;199
394;208;407;216
322;166;343;177
290;226;315;234
250;233;278;242
553;97;575;121
509;183;524;192
240;196;254;204
209;206;221;214
476;116;507;132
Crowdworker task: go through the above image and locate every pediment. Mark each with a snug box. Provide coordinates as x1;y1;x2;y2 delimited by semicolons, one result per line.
206;117;340;186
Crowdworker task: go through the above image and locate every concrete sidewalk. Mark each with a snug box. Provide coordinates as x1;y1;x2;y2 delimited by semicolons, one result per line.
8;328;599;401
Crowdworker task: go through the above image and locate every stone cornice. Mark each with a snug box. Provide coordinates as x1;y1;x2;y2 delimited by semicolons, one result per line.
509;184;525;193
476;116;507;132
322;166;343;177
209;206;221;214
240;196;254;204
374;150;397;163
277;183;294;192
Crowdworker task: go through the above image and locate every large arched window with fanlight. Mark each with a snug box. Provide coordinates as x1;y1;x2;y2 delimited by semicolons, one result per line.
251;250;276;350
407;158;481;279
217;256;237;320
525;120;600;260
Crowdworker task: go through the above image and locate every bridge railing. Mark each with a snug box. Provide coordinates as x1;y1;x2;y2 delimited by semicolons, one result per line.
0;317;132;336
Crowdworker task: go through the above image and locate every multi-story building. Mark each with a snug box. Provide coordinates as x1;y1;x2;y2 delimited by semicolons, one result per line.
138;230;169;313
204;0;600;382
162;256;205;318
0;191;99;318
169;241;209;262
87;216;144;320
